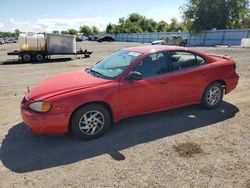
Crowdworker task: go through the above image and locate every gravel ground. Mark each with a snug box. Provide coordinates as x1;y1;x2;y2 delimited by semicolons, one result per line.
0;42;249;188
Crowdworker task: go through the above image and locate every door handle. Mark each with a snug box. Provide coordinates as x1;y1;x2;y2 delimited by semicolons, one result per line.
160;81;167;84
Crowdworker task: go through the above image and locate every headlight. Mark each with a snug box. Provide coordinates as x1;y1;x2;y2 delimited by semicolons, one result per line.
29;101;52;112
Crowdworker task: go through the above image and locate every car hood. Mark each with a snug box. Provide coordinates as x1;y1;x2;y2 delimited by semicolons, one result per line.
27;70;112;100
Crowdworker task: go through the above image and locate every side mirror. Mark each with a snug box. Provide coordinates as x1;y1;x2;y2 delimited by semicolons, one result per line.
126;71;142;81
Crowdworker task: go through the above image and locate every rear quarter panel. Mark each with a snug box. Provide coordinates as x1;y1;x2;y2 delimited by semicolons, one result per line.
202;58;239;96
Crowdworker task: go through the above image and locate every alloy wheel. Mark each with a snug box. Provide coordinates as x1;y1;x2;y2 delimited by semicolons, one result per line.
78;110;105;135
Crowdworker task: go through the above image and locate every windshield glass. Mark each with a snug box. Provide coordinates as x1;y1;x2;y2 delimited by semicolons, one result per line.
90;50;141;79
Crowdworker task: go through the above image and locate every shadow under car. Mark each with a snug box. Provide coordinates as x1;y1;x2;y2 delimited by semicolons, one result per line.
0;101;239;173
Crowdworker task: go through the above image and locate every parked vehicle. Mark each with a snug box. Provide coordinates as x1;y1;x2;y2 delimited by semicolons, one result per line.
152;35;187;46
97;36;114;42
87;35;98;41
76;35;89;42
4;38;18;43
76;36;83;42
21;45;239;139
0;38;4;45
8;33;92;62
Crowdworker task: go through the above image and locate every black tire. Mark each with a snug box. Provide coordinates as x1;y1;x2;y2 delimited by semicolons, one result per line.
70;104;111;140
35;54;45;62
22;53;31;63
201;82;224;109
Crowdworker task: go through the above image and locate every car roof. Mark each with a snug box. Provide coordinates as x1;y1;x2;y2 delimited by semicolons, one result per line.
124;45;190;54
124;45;215;63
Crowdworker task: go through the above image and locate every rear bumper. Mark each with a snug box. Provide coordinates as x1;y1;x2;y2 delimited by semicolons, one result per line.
21;106;70;133
226;74;239;94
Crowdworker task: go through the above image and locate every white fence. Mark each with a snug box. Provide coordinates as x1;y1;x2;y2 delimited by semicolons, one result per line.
112;29;250;46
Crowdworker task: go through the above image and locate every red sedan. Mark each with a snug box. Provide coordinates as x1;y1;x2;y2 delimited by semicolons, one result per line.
21;45;239;139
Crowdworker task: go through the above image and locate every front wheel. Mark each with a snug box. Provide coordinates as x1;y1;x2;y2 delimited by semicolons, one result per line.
70;104;111;140
201;82;224;109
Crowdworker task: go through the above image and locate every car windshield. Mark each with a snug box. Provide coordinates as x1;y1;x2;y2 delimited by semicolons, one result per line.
89;50;142;79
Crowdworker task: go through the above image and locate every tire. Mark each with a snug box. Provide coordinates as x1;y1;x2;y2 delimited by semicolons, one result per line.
35;54;45;62
22;53;31;63
201;82;224;109
70;104;111;140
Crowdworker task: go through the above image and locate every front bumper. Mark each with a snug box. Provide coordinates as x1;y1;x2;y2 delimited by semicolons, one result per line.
20;96;71;133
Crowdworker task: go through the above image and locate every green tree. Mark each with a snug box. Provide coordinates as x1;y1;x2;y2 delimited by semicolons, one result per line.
181;0;249;32
61;30;68;34
243;13;250;28
106;23;115;34
52;30;59;34
106;13;159;33
92;26;100;34
227;0;250;28
0;31;16;38
156;21;169;32
105;13;187;34
14;29;20;37
168;18;185;32
67;28;78;35
79;25;92;35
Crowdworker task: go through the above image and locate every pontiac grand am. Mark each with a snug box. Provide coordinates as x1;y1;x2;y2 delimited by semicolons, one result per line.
21;45;239;139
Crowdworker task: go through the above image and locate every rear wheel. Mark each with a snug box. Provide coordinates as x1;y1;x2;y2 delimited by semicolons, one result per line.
22;53;31;63
201;82;224;109
70;104;111;140
35;54;45;62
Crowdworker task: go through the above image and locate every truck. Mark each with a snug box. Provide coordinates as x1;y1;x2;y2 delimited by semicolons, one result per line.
8;33;92;62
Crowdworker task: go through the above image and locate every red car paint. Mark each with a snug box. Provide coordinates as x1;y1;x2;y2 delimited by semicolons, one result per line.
20;46;239;133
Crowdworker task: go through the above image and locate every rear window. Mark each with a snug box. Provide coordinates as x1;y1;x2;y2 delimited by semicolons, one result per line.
170;51;206;71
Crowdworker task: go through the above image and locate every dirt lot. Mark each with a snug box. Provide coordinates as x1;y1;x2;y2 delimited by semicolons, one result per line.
0;42;249;188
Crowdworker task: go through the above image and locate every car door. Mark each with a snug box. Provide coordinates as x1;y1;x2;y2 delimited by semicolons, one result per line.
167;50;209;107
119;51;171;118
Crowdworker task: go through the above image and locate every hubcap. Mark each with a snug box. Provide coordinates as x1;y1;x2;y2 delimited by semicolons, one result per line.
206;86;221;106
78;110;105;135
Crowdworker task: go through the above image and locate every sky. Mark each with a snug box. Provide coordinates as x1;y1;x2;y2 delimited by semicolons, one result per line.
0;0;185;32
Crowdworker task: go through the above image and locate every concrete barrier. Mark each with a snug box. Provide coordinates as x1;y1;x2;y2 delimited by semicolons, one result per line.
241;38;250;47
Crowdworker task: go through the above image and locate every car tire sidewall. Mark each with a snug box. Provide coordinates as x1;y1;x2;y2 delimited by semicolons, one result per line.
70;104;111;140
202;82;224;109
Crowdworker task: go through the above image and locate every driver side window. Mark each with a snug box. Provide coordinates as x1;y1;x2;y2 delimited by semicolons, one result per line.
133;52;168;78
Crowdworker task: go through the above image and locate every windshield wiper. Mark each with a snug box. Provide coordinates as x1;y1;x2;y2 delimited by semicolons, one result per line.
89;69;103;78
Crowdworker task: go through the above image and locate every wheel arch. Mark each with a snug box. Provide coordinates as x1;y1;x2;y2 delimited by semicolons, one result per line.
68;101;114;132
201;79;226;99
